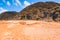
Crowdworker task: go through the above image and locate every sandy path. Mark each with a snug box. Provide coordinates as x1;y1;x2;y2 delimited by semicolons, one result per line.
0;20;60;40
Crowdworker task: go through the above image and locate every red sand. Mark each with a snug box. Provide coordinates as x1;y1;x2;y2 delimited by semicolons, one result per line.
0;20;60;40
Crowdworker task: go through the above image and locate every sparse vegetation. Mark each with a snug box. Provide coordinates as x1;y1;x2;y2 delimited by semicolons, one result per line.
0;11;18;20
0;2;60;22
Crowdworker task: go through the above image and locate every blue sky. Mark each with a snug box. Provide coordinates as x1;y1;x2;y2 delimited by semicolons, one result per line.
0;0;60;13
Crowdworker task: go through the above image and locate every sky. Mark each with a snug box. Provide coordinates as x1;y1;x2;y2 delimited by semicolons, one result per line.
0;0;60;13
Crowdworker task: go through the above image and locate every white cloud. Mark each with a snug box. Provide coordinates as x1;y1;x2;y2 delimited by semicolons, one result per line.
24;1;31;7
15;0;21;5
14;3;18;6
7;1;11;6
0;7;8;13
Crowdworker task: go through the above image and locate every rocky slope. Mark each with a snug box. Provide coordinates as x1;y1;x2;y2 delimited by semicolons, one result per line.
17;2;60;22
0;11;18;20
0;2;60;22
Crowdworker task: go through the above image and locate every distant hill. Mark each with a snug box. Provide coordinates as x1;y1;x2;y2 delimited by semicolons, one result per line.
0;11;18;20
0;2;60;22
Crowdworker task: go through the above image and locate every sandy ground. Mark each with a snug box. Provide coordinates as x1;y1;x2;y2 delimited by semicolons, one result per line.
0;20;60;40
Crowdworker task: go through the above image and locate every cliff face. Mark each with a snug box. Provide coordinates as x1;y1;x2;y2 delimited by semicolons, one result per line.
0;2;60;22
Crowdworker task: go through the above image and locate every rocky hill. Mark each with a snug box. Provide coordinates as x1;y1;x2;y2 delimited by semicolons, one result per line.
0;2;60;22
17;2;60;22
0;11;18;20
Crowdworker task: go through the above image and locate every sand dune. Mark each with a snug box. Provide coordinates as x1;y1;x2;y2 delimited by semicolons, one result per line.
0;20;60;40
